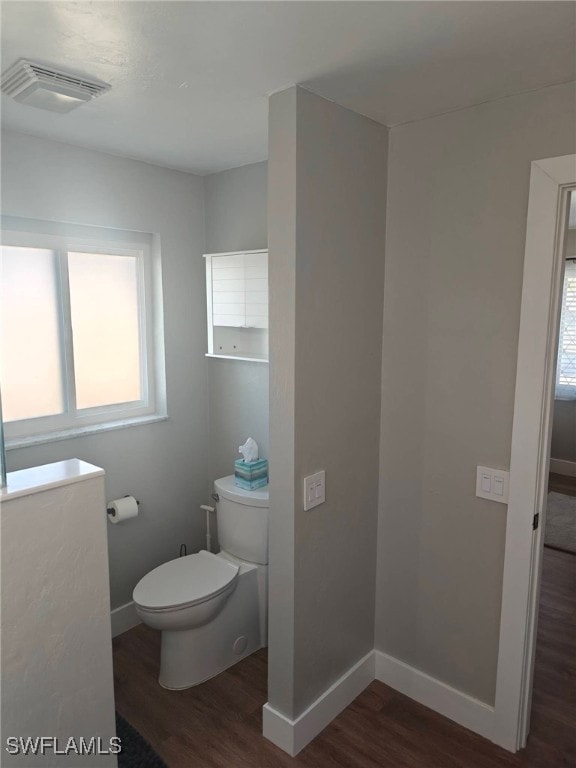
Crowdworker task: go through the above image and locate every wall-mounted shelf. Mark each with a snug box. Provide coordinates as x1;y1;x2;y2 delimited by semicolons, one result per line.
204;249;269;362
205;353;268;364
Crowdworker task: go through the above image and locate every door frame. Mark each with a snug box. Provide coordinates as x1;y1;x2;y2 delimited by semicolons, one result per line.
493;154;576;751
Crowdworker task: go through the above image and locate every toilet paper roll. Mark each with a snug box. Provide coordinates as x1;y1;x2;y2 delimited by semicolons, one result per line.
107;496;139;524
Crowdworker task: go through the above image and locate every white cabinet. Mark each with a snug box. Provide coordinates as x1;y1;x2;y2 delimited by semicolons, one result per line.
204;249;268;362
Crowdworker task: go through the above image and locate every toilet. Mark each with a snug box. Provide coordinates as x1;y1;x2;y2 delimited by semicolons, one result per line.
133;476;269;689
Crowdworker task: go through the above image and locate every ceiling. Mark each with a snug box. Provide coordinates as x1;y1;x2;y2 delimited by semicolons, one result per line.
1;1;575;175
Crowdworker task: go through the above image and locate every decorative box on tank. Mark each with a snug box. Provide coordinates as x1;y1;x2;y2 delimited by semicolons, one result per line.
234;458;269;490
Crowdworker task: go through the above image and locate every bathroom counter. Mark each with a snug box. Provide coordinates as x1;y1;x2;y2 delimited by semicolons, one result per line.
1;457;117;766
0;458;104;501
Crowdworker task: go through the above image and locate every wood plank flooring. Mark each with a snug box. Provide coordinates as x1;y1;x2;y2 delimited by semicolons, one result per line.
113;548;576;768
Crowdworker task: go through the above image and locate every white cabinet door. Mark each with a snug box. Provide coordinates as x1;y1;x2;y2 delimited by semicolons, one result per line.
212;254;247;327
244;252;268;329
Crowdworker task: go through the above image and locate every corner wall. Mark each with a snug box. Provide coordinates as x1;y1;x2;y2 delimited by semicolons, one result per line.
1;131;210;611
376;81;576;704
267;87;387;720
203;162;269;481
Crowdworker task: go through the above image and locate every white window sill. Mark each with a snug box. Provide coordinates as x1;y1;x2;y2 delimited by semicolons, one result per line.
5;413;169;451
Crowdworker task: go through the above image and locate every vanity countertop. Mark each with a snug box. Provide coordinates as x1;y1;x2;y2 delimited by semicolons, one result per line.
1;458;104;502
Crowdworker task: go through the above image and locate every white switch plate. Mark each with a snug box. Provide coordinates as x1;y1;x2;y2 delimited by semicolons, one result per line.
304;470;325;511
476;466;510;504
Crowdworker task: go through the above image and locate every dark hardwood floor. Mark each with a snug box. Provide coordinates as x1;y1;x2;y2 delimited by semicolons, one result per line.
113;548;576;767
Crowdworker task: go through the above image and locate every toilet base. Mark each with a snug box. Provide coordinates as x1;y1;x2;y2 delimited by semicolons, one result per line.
158;559;264;689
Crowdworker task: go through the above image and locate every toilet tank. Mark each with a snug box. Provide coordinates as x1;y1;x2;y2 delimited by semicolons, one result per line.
214;475;269;565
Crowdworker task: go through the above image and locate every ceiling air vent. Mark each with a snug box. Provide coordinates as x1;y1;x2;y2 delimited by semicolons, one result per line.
1;59;111;113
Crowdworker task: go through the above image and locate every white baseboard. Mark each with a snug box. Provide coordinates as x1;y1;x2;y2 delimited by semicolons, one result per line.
549;458;576;477
374;650;495;742
263;649;496;755
262;650;375;756
111;601;141;638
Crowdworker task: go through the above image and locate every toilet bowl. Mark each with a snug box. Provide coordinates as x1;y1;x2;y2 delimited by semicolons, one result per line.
133;550;239;632
133;477;269;689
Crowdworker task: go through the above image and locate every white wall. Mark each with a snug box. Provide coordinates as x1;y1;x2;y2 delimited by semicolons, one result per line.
1;131;210;610
551;399;576;463
376;81;576;704
203;162;269;481
268;87;387;718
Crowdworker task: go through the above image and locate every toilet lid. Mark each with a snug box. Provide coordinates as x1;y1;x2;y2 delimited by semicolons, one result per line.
133;551;239;611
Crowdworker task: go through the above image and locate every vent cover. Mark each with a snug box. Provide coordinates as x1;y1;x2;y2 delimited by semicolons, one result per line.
1;59;111;113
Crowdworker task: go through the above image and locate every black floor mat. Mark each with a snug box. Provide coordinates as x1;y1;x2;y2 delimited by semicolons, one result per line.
116;712;168;768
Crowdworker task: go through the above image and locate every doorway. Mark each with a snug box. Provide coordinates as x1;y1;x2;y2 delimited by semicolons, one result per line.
527;196;576;758
494;156;576;751
547;208;576;557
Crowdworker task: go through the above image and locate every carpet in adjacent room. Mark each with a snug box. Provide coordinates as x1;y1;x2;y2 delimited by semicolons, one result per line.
545;491;576;554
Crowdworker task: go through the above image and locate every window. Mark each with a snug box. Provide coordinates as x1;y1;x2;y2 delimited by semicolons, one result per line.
555;259;576;400
0;220;163;444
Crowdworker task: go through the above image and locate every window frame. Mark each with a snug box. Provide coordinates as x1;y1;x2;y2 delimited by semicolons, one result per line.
1;225;161;445
554;257;576;401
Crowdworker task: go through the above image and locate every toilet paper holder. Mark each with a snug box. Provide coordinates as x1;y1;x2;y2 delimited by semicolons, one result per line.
107;495;140;516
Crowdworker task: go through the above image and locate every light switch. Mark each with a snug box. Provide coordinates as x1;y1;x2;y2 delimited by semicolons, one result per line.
304;471;325;511
476;466;509;504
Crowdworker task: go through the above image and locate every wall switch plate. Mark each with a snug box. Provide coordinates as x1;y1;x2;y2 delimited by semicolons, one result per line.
476;466;510;504
304;470;325;511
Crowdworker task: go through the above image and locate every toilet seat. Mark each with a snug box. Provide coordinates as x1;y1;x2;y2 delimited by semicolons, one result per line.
133;550;239;612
